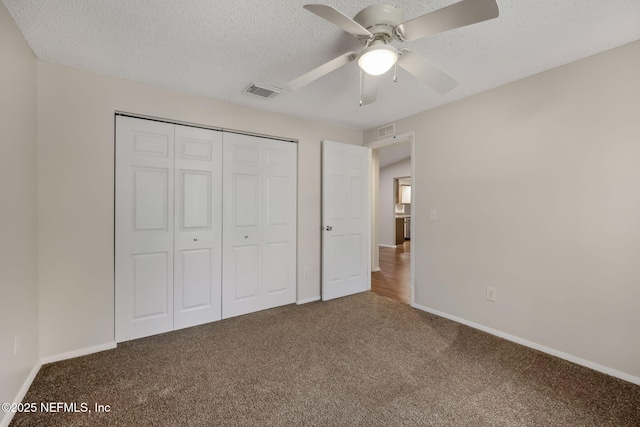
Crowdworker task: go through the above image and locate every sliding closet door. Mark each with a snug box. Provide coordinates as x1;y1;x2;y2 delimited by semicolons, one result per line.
115;116;175;342
222;133;297;319
116;116;294;339
116;118;223;341
173;125;223;329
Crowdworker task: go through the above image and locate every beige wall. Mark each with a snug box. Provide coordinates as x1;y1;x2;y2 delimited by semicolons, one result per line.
36;61;362;358
364;41;640;379
4;0;639;397
0;2;39;409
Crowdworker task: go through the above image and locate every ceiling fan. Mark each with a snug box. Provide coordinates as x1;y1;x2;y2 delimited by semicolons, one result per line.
285;0;499;105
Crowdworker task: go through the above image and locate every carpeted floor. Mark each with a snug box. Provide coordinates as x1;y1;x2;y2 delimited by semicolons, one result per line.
11;292;640;426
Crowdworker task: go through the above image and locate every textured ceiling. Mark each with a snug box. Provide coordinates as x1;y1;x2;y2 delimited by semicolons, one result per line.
4;0;640;130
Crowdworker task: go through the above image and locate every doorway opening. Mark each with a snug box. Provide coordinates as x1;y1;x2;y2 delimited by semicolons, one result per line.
365;132;415;305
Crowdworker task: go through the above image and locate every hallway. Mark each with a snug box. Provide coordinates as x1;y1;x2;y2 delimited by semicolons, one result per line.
371;242;411;304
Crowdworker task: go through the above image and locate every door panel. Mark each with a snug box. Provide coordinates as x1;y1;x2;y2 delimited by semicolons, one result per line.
350;176;363;217
132;252;170;319
132;132;170;157
234;144;260;164
181;137;213;160
116;116;175;342
349;234;364;278
223;133;297;318
264;242;289;293
173;125;222;330
261;140;297;310
265;176;288;225
133;168;169;230
322;140;371;301
233;174;260;228
232;245;260;301
180;248;212;310
181;170;211;229
330;235;346;282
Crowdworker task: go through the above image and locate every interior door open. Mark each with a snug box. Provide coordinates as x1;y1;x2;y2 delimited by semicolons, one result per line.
322;140;371;301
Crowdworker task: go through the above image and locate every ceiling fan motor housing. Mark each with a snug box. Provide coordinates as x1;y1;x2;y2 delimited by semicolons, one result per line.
354;4;403;42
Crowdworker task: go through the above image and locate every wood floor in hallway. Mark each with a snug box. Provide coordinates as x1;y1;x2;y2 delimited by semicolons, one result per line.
371;241;410;304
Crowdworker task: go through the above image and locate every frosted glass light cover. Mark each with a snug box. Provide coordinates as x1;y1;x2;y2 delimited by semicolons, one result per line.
358;46;397;76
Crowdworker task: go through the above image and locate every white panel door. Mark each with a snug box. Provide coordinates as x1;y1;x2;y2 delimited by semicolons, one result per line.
173;125;222;330
222;133;297;318
322;140;371;301
261;139;297;310
116;116;175;342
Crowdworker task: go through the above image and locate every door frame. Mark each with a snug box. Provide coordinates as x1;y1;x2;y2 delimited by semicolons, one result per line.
364;131;416;306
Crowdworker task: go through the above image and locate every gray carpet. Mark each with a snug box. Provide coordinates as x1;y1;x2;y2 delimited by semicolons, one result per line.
11;292;640;426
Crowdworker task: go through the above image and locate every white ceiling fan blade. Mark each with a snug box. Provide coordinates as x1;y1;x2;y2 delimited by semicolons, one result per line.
360;70;381;106
395;0;499;42
397;50;458;94
304;4;372;37
285;52;356;91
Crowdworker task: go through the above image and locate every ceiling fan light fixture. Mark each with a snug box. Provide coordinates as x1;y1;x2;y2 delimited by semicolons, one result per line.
358;44;397;76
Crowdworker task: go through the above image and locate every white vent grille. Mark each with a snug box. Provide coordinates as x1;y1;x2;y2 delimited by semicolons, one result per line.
378;123;395;138
243;82;281;99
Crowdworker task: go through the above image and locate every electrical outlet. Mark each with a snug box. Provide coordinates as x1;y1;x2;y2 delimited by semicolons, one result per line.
303;269;310;279
14;332;20;356
429;208;437;221
486;287;497;302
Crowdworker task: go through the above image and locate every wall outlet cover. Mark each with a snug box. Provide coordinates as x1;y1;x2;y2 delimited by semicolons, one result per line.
486;286;497;302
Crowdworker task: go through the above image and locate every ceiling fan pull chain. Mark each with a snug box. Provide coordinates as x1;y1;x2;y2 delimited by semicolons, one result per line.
394;60;398;83
359;68;363;106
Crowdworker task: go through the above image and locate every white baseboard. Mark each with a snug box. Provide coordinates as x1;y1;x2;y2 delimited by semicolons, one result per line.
1;361;43;427
372;266;381;272
2;342;116;426
411;303;640;387
378;244;397;248
296;296;321;305
40;342;117;365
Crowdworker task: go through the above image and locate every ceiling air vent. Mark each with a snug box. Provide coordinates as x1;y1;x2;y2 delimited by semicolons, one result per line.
378;123;395;138
243;82;281;100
